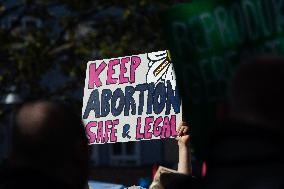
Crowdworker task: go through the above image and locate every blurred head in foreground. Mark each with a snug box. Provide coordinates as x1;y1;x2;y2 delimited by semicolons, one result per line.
9;100;89;189
230;55;284;131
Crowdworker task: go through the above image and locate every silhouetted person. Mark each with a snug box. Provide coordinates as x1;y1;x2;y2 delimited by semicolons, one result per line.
0;101;89;189
205;55;284;189
230;55;284;130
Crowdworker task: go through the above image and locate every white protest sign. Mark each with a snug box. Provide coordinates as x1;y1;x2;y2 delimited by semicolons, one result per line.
82;50;182;144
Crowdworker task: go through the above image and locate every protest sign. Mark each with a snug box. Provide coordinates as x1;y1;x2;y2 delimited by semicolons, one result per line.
82;50;182;144
161;0;284;159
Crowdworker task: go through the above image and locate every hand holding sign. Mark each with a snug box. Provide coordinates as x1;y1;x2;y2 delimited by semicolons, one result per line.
177;121;190;146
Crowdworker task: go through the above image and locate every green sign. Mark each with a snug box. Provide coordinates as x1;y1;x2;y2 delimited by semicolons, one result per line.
161;0;284;159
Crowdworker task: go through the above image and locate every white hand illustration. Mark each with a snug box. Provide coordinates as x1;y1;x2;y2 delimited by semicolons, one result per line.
146;50;176;89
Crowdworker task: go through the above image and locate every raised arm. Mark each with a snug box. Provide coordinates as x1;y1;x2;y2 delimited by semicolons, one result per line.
177;121;192;175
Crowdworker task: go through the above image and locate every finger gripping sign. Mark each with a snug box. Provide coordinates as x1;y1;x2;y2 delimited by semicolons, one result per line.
82;50;182;144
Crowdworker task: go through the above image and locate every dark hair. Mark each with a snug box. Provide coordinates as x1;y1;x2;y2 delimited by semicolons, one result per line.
12;100;88;159
160;173;199;189
10;100;90;189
